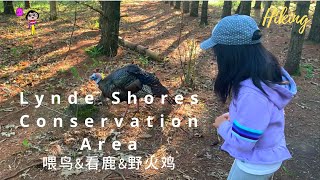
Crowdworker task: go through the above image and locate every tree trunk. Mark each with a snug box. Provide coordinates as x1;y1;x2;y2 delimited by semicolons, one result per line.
174;1;181;9
164;1;169;4
284;1;310;75
3;1;14;15
221;1;232;18
259;1;272;27
307;1;320;43
284;1;290;15
24;1;30;9
170;1;174;6
183;1;190;13
239;1;251;16
190;1;199;17
235;2;241;14
253;1;261;9
98;1;121;57
200;1;208;26
49;1;57;21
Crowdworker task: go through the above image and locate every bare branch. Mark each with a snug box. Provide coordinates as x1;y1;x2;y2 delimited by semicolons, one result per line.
75;1;104;16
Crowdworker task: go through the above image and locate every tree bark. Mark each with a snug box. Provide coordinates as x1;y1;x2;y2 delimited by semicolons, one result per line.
284;1;310;75
24;1;30;9
200;1;208;26
49;1;57;21
174;1;181;9
235;2;241;14
170;1;174;6
221;1;232;18
164;1;169;4
307;1;320;43
3;1;14;15
190;1;199;17
259;1;272;27
98;1;121;57
253;1;261;9
239;1;251;16
183;1;190;13
284;1;290;15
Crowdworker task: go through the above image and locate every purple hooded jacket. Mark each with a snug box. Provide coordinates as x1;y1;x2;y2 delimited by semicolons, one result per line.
218;68;297;164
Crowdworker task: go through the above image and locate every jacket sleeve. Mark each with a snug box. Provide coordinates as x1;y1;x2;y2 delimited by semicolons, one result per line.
217;92;271;152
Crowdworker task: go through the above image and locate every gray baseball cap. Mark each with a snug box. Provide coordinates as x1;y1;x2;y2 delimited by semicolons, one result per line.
200;14;261;50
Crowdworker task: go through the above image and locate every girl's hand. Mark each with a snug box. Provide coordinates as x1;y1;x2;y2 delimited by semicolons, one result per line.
213;112;229;128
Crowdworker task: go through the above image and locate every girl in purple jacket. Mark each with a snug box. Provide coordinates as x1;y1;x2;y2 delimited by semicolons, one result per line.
200;15;297;179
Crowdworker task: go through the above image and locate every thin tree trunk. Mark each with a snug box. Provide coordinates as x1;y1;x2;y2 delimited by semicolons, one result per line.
259;1;272;27
3;1;14;15
254;1;261;9
200;1;208;26
98;1;121;57
235;2;241;14
190;1;199;17
183;1;190;13
221;1;232;18
164;1;169;4
239;1;251;16
24;1;30;9
170;1;174;6
175;1;181;9
307;1;320;43
49;1;57;21
284;1;310;75
284;1;290;15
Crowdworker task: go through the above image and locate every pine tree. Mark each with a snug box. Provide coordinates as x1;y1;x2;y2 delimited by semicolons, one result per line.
98;1;121;57
307;1;320;43
25;1;30;9
175;1;181;9
221;1;232;18
284;1;290;15
239;1;252;16
254;1;261;9
190;1;199;17
200;1;209;26
183;1;190;13
49;1;57;21
259;1;272;27
3;1;14;15
284;1;311;74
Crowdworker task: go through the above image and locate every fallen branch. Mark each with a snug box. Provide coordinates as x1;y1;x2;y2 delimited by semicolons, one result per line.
3;160;42;180
118;37;162;62
0;105;30;120
308;99;320;103
310;81;318;86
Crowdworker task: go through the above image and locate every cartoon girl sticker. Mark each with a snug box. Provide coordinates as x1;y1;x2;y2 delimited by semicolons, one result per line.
25;10;39;35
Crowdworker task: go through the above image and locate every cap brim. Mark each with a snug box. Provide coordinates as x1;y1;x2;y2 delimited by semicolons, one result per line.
200;38;217;50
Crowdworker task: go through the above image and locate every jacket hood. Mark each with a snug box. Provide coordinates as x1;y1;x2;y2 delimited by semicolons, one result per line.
240;68;297;109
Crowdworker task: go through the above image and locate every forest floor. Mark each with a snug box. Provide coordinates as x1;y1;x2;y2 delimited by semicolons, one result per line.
0;1;319;180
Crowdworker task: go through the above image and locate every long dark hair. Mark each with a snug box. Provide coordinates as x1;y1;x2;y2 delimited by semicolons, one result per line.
213;43;284;103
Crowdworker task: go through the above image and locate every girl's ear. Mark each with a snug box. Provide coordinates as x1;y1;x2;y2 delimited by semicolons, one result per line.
252;30;262;41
